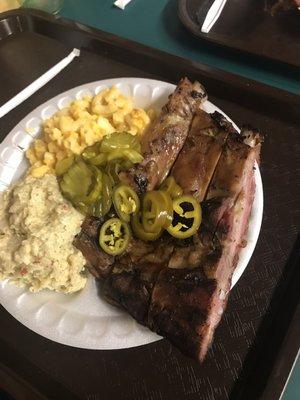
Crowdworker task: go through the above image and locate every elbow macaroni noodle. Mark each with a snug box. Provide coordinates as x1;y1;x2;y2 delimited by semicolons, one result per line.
26;86;154;177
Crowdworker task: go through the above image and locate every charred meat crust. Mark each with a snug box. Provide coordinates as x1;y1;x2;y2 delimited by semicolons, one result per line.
103;262;164;325
149;268;218;359
210;111;237;135
148;125;262;360
102;235;174;324
134;174;148;195
74;88;262;362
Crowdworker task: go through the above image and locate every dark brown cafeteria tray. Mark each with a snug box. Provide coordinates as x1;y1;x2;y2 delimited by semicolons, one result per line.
0;8;299;400
178;0;300;68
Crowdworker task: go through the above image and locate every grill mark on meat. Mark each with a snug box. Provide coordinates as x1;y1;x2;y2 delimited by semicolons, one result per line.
148;125;262;361
120;78;207;194
103;262;164;324
103;235;174;325
148;267;219;361
172;110;235;202
73;82;262;362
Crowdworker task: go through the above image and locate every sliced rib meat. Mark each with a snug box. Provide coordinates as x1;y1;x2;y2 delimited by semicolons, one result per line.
150;127;262;361
120;78;207;194
148;268;219;360
102;235;174;325
202;127;262;285
203;126;261;234
73;80;262;362
101;109;234;326
171;110;236;202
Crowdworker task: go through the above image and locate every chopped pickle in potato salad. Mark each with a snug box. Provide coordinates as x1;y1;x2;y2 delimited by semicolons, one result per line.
0;175;86;293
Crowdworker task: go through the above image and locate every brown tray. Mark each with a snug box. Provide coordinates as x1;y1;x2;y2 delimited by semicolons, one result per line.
0;8;299;400
178;0;300;68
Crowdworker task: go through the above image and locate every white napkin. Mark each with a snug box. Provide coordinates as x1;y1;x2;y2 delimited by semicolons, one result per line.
114;0;133;10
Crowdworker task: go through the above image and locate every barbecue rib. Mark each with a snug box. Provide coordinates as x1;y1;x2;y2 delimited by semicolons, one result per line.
102;110;231;325
171;110;235;202
120;78;207;194
74;82;262;362
102;236;174;325
149;127;262;361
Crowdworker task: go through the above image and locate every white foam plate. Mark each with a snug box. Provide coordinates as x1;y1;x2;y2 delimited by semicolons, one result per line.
0;78;263;350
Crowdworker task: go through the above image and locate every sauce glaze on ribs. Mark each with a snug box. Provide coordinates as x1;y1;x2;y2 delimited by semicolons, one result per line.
74;81;262;362
120;78;207;194
171;110;236;202
150;126;262;361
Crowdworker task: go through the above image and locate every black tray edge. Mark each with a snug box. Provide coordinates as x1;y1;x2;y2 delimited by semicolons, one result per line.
177;0;300;70
0;331;79;400
0;8;299;108
262;307;300;400
0;8;299;400
230;236;300;400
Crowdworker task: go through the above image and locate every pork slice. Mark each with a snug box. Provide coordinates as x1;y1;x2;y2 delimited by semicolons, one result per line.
196;128;261;358
102;236;174;325
204;125;261;233
148;267;220;361
189;149;258;360
204;129;261;284
149;126;262;361
171;110;235;202
120;78;207;194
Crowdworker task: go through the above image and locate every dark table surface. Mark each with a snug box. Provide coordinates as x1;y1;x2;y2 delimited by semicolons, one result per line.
0;1;299;399
58;1;299;398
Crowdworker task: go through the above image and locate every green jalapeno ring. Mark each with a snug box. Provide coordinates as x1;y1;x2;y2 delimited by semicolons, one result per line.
141;191;173;233
99;218;130;255
113;185;140;222
167;195;202;239
160;176;183;199
131;212;162;241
